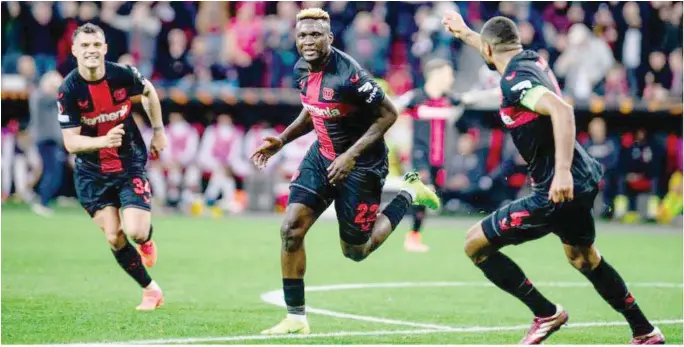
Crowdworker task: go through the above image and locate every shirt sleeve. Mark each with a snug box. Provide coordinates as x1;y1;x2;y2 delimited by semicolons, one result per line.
502;70;550;112
57;83;81;129
347;66;385;107
124;64;147;96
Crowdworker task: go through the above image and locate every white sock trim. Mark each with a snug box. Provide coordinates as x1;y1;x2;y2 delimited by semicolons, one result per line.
287;313;307;322
401;187;416;201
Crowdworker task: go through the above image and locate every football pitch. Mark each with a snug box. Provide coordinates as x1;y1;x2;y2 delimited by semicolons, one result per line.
2;204;682;344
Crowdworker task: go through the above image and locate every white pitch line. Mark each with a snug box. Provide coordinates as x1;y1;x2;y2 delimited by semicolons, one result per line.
261;289;456;330
107;282;684;345
120;319;684;344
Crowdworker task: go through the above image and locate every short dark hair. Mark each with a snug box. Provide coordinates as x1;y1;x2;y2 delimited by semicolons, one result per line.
72;23;105;41
480;16;521;52
422;58;451;76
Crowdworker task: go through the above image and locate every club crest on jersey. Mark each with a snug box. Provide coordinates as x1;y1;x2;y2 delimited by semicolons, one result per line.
82;104;129;126
322;87;334;100
302;102;341;118
113;88;127;102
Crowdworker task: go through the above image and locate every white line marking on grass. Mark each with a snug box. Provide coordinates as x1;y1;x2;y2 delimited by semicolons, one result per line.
121;319;684;344
110;281;683;345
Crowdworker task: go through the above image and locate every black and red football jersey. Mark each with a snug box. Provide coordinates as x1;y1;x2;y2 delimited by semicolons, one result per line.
399;88;461;167
294;47;387;167
499;50;601;193
58;62;148;174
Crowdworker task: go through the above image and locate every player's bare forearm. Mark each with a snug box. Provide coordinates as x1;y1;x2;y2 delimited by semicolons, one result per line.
460;29;482;52
141;81;164;131
533;92;575;171
279;108;313;145
346;97;398;158
550;106;575;171
61;128;106;153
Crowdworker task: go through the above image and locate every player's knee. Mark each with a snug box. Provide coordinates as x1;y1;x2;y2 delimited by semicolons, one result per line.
464;223;491;264
126;225;150;244
565;245;601;273
280;218;307;253
104;229;126;250
342;246;368;262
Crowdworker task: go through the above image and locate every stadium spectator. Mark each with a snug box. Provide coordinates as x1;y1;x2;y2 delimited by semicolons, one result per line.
343;11;390;77
2;2;25;74
29;71;65;217
264;1;298;88
100;2;161;78
26;2;59;77
160;112;201;207
615;129;663;223
583;117;620;218
554;23;614;101
442;133;487;212
226;2;265;88
592;3;619;51
601;64;630;102
643;51;672;101
157;29;193;85
17;55;38;87
618;1;644;97
668;48;683;99
543;1;572;34
196;114;249;213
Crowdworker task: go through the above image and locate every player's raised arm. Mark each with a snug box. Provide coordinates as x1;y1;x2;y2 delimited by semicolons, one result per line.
523;85;576;203
442;11;481;52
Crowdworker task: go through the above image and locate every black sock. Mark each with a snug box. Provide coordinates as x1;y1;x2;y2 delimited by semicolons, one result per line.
112;240;152;288
412;205;426;232
476;252;557;317
283;278;305;315
582;258;653;336
381;191;412;230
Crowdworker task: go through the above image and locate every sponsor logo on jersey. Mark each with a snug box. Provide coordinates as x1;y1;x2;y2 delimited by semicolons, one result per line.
358;82;378;103
82;104;129;126
78;100;89;110
302;102;341;118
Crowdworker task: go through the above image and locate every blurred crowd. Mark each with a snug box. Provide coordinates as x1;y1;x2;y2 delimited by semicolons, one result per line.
1;1;682;225
2;1;682;100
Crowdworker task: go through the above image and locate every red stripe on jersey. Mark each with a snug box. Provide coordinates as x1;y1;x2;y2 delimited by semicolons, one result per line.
305;72;336;160
87;81;124;173
499;106;539;129
429;119;446;166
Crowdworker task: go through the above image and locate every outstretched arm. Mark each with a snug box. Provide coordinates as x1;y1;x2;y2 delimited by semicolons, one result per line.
442;11;481;51
278;108;313;146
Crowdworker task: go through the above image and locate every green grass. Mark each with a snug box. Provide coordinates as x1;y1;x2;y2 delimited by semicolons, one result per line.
2;204;682;344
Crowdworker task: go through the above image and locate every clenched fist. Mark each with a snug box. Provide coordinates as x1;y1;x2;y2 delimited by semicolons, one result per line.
101;124;125;148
